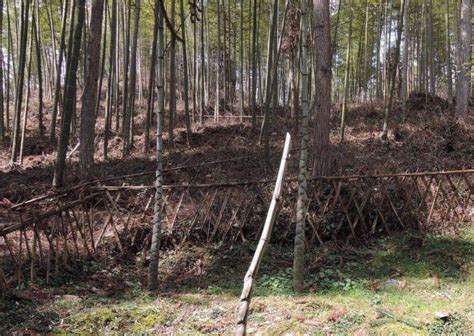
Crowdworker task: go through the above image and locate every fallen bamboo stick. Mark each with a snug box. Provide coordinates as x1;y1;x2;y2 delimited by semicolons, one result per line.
9;155;271;209
375;308;423;329
66;141;80;160
1;193;102;236
11;189;74;210
235;133;291;336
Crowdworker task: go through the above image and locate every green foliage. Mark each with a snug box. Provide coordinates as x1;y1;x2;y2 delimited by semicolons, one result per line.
257;267;294;295
331;0;455;90
332;312;366;334
427;313;472;336
205;284;225;295
308;267;368;292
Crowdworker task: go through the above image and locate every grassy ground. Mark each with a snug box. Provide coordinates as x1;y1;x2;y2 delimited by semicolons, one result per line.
1;228;473;335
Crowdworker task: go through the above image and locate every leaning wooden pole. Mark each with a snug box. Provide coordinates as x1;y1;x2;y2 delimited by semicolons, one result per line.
235;133;291;336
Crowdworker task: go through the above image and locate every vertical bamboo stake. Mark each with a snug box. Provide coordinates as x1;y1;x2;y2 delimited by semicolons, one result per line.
30;226;37;284
46;220;57;284
54;215;60;276
235;133;291;336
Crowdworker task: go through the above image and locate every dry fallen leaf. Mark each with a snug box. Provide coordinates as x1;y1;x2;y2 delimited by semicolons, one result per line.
327;307;348;322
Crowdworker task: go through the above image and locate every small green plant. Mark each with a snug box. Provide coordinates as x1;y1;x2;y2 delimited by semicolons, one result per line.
206;284;225;295
332;312;365;334
427;313;471;336
333;278;359;291
309;268;366;292
257;268;293;295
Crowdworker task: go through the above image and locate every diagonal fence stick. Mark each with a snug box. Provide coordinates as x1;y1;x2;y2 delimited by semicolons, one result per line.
235;133;291;336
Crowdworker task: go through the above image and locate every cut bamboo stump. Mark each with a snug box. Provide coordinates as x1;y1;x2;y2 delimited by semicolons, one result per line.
235;133;291;336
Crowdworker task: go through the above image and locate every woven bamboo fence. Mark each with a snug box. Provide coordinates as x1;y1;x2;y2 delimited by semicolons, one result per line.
0;169;472;290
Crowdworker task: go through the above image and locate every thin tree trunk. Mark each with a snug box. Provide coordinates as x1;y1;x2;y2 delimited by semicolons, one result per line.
123;0;140;155
383;0;392;100
332;0;343;62
46;0;58;96
10;0;30;164
239;0;244;122
192;9;197;125
200;1;205;126
340;0;352;143
420;0;427;92
53;0;86;188
0;0;4;140
50;0;70;142
250;0;257;129
180;0;192;143
260;0;279;162
33;0;44;137
382;0;406;139
114;3;121;133
361;0;369;101
79;0;105;177
215;0;222;122
121;1;131;152
6;0;14;136
445;0;453;103
104;0;117;160
144;0;159;153
148;0;164;291
95;6;108;116
375;0;383;100
223;0;227;109
427;0;435;95
455;0;472;119
19;20;34;165
401;0;410;100
169;0;177;147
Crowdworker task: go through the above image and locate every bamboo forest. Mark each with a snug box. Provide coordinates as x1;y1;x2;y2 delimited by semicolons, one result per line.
0;0;473;334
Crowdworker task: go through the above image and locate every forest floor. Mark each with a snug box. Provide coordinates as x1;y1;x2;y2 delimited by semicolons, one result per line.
1;95;473;334
1;228;473;335
1;93;473;201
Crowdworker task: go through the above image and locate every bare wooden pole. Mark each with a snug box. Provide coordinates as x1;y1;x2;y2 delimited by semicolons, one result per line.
147;0;164;291
235;133;291;336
